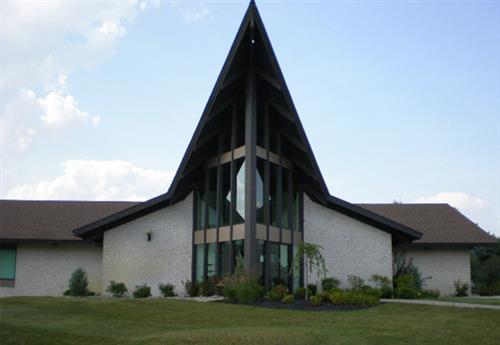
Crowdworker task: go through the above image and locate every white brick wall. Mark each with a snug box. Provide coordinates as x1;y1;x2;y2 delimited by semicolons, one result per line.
304;195;393;288
0;242;102;297
402;246;471;296
102;193;192;297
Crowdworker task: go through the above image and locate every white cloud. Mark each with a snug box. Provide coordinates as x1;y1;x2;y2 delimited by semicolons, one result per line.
169;2;209;23
38;89;100;128
1;1;159;155
6;160;174;201
415;192;487;210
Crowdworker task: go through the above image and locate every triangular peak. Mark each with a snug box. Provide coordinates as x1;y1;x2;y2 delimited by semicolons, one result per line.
167;1;329;204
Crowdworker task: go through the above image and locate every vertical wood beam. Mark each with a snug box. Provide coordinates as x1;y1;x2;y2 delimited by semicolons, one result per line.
215;134;223;277
229;105;237;273
263;104;271;290
244;20;257;274
203;169;209;280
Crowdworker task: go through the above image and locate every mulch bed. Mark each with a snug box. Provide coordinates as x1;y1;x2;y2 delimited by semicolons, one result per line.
247;300;371;312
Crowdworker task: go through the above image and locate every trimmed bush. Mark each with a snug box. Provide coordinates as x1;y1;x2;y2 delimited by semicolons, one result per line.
317;291;330;303
158;283;176;297
347;275;365;291
370;274;392;298
293;287;306;300
269;285;288;302
321;277;340;291
200;277;219;297
307;284;317;296
421;289;440;299
477;281;500;296
282;294;295;304
310;295;322;307
394;274;419;299
106;281;127;298
328;290;348;305
454;280;469;297
222;277;264;304
182;279;199;297
133;285;151;298
328;290;379;306
66;268;90;297
360;286;383;299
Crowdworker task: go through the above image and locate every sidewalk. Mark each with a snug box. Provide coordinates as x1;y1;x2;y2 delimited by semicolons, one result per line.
381;299;500;310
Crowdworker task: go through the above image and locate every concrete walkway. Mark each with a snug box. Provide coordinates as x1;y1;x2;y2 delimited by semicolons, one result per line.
381;299;500;310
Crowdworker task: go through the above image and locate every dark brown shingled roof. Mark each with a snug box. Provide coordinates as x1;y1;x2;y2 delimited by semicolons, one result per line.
357;203;498;245
0;200;139;241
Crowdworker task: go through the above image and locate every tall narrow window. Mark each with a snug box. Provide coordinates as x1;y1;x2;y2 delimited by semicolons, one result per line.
220;163;231;227
207;168;218;229
281;169;290;229
207;243;216;277
195;245;204;282
234;159;245;224
196;190;206;230
256;158;265;224
220;241;231;277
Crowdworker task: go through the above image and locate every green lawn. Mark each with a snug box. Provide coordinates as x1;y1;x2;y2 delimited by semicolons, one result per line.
0;297;499;345
434;296;500;306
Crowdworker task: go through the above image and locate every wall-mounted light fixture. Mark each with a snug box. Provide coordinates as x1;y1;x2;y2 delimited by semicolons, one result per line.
146;229;152;242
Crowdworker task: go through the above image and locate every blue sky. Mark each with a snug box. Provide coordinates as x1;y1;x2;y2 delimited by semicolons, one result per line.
1;1;498;236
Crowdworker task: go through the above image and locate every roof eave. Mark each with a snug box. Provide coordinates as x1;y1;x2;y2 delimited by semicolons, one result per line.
325;195;423;241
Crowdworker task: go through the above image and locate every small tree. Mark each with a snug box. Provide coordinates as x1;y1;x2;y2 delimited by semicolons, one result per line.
291;242;327;300
67;268;89;297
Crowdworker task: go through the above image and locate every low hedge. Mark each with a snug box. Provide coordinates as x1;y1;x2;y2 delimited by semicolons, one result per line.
328;290;379;306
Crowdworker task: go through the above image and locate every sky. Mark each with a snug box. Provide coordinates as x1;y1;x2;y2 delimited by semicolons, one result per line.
1;0;499;236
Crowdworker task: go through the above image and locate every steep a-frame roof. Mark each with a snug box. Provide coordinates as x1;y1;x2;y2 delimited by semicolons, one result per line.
73;2;421;242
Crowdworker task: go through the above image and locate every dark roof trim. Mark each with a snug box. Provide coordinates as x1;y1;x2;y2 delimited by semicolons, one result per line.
250;5;331;199
164;2;255;202
326;195;422;241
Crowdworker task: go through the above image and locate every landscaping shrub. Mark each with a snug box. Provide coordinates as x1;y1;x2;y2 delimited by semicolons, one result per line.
158;283;176;297
360;285;383;299
328;290;348;305
106;281;127;298
317;291;330;303
293;287;306;300
133;285;151;298
394;274;419;299
200;277;219;297
182;279;199;297
347;275;365;291
328;290;379;306
222;277;263;304
477;281;500;296
370;274;392;298
321;277;340;291
454;280;469;297
269;285;288;302
421;289;440;299
66;268;90;297
310;295;322;307
307;284;317;296
282;294;295;304
471;242;500;295
393;252;426;290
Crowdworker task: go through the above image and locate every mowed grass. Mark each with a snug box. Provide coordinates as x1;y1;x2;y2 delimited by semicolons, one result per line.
435;296;500;306
0;297;499;345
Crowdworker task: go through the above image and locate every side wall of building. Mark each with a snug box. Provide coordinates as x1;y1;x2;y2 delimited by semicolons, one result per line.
401;246;471;295
303;195;393;288
0;242;102;297
102;193;192;297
